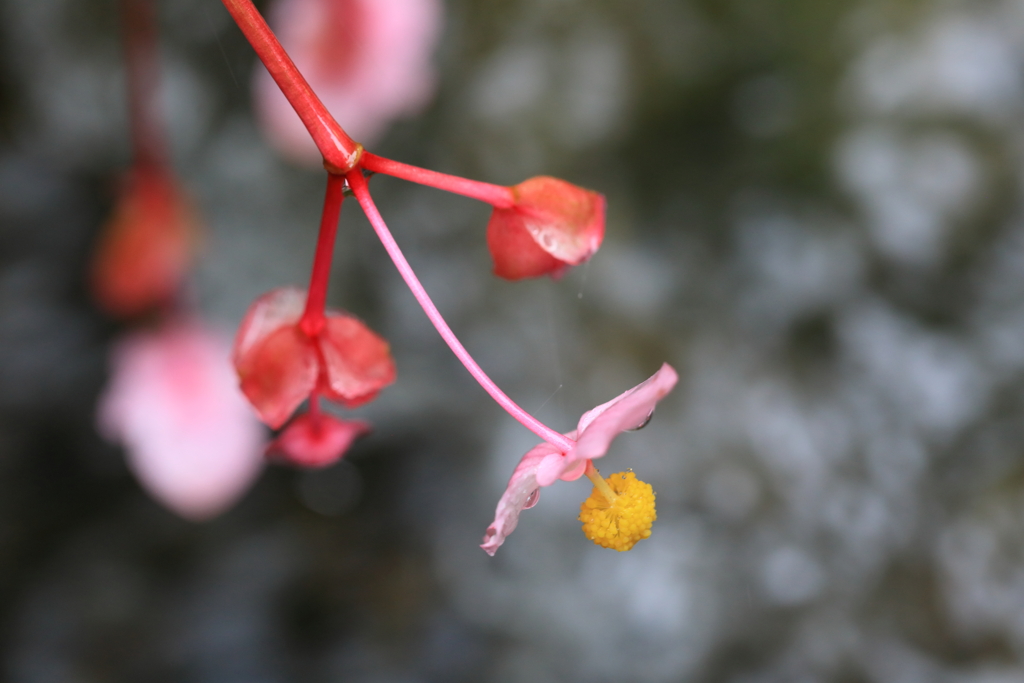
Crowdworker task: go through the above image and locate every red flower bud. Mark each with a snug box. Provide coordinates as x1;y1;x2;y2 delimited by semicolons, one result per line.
232;287;396;428
486;176;605;281
90;165;195;317
267;412;370;468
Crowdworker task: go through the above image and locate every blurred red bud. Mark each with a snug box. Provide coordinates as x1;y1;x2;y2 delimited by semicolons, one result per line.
90;166;195;318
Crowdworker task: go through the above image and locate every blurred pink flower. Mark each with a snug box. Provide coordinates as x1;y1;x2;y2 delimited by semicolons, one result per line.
481;363;678;555
98;321;266;520
256;0;443;164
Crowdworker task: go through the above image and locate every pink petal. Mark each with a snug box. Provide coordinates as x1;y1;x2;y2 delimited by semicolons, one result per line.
480;441;562;556
267;412;370;468
98;322;266;520
534;444;586;488
543;363;678;485
255;0;443;164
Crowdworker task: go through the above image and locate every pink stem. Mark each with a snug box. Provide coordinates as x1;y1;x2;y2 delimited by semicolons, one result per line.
346;170;574;452
361;153;516;208
300;173;345;336
220;0;362;172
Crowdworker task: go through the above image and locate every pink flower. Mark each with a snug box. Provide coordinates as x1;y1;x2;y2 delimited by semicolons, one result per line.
487;176;605;280
481;363;678;555
232;287;396;429
267;411;370;467
98;321;266;520
255;0;443;164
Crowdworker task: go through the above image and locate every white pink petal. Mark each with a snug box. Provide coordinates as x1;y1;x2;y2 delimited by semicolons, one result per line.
99;321;266;520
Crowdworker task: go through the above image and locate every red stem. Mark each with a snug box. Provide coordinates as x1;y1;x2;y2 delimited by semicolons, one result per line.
361;153;516;208
120;0;166;168
220;0;362;172
300;173;346;336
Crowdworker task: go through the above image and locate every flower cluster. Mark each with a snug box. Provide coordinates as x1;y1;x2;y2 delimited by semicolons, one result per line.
95;0;678;550
213;0;678;552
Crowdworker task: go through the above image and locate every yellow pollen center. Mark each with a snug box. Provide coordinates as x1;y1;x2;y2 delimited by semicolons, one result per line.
579;470;656;551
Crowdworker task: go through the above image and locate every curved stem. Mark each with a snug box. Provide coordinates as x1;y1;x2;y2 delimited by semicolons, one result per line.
300;173;345;336
361;153;515;208
220;0;362;172
346;170;574;452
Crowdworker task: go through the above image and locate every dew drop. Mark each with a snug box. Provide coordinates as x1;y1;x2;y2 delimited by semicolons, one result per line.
627;409;655;431
524;488;541;509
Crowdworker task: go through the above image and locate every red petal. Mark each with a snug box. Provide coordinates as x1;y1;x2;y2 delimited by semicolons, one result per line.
232;287;307;364
235;323;318;429
487;176;605;281
267;412;370;468
90;166;195;317
317;312;397;408
487;207;566;280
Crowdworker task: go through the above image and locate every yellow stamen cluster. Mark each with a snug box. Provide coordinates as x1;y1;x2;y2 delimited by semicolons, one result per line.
579;471;656;551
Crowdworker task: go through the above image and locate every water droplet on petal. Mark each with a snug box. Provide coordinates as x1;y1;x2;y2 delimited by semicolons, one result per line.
627;409;655;431
524;488;541;509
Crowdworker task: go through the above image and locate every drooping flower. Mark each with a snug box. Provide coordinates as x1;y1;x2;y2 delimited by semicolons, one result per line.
267;410;370;467
90;164;196;318
487;176;606;280
255;0;443;164
98;320;266;520
232;286;396;429
481;363;678;555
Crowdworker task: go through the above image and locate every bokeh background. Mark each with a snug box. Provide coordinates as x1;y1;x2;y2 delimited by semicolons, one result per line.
4;0;1024;680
